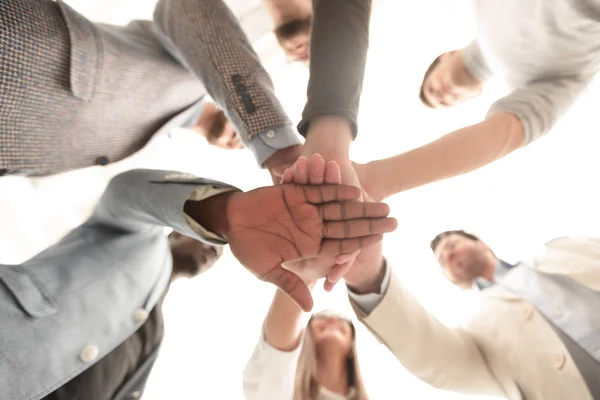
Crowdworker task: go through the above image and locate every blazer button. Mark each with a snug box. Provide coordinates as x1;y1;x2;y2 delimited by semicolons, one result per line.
80;345;99;363
133;308;149;322
245;103;256;114
235;83;247;93
95;156;109;166
553;353;566;369
128;390;142;399
266;130;275;138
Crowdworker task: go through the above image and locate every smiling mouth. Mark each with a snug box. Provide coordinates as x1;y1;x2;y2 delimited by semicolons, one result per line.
321;322;345;334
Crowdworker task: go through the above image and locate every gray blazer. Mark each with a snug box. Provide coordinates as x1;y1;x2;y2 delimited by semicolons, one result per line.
0;0;299;176
0;169;237;400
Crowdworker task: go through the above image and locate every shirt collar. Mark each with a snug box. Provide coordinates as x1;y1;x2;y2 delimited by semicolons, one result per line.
473;259;515;291
180;99;206;129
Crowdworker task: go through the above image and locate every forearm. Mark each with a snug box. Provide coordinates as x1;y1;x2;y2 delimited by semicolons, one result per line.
88;169;237;242
367;112;524;199
263;284;314;351
298;0;372;137
152;0;300;165
346;256;386;295
353;271;503;395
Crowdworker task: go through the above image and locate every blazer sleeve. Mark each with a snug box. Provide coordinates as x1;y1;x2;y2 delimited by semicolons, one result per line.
297;0;372;137
151;0;301;166
349;269;505;397
86;169;238;245
242;330;300;400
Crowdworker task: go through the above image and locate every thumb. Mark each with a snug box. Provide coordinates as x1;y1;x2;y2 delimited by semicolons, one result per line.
281;168;294;184
270;267;314;312
324;259;354;292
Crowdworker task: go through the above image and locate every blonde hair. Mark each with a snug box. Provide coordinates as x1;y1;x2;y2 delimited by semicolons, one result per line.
293;318;369;400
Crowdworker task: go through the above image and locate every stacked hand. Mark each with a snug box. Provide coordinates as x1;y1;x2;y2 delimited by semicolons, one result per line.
262;116;388;293
191;165;396;312
281;154;395;291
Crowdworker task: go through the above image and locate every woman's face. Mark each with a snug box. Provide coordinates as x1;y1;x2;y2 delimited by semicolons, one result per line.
309;312;354;353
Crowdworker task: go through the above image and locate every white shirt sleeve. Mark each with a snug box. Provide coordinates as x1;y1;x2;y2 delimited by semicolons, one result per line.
347;259;392;314
242;330;301;400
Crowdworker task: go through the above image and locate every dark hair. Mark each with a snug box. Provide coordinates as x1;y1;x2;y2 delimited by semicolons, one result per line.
207;110;227;144
430;230;480;253
418;54;443;108
274;17;312;44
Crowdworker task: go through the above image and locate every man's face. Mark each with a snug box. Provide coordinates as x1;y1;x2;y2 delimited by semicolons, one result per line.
169;232;224;279
434;234;491;289
281;30;310;63
421;51;482;108
191;105;243;150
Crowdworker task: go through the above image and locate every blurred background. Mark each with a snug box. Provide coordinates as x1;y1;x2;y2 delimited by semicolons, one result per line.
1;0;599;398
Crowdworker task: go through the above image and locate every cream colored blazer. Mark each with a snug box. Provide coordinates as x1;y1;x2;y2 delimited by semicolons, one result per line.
351;237;600;400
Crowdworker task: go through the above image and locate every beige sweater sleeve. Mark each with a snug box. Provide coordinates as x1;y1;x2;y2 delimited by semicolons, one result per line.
488;76;590;146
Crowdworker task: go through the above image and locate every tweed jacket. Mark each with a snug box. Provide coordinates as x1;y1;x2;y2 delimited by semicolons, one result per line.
0;169;237;400
0;0;299;176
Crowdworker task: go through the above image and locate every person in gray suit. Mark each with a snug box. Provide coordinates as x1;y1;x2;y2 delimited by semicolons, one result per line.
0;0;301;178
0;165;397;400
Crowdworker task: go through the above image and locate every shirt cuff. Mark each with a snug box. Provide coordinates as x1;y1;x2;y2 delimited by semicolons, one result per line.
347;258;392;314
245;124;302;167
462;40;493;83
183;186;238;245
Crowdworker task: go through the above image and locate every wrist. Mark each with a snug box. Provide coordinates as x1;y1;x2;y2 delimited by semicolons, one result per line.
184;191;239;240
365;160;389;201
262;144;301;170
304;116;354;156
346;257;386;295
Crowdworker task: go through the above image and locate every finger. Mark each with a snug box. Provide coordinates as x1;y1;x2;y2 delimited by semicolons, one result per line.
319;234;383;257
308;153;326;185
282;168;294;184
335;251;359;265
324;160;342;185
319;201;390;221
325;259;355;290
299;184;361;203
293;156;309;184
323;217;398;239
264;267;314;312
323;279;336;292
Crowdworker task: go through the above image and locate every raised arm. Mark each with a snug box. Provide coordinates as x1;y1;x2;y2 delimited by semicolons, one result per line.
298;0;373;191
243;285;312;400
346;259;504;396
359;75;590;201
360;112;524;201
152;0;301;167
298;0;372;137
87;169;237;243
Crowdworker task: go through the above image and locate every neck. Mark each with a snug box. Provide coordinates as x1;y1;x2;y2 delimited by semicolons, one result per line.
480;256;498;282
316;354;350;396
195;102;216;130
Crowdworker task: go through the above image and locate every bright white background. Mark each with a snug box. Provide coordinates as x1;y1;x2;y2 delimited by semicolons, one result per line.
1;0;599;399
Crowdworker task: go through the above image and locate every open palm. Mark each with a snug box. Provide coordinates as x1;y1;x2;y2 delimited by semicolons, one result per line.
226;182;395;311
